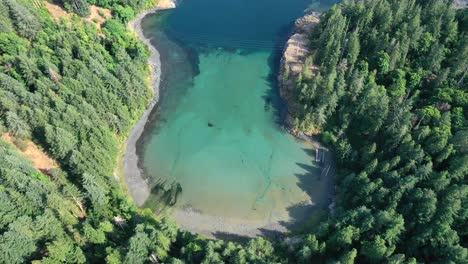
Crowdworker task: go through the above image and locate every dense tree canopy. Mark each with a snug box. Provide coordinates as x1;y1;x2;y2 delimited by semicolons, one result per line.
0;0;281;263
0;0;466;263
289;0;467;262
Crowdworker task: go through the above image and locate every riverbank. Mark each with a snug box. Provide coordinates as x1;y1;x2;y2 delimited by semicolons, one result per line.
121;0;177;206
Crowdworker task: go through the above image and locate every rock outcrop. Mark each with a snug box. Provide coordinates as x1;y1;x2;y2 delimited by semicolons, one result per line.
278;14;319;133
454;0;467;9
156;0;178;10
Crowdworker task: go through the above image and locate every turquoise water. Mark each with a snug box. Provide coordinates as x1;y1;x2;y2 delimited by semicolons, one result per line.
140;0;337;223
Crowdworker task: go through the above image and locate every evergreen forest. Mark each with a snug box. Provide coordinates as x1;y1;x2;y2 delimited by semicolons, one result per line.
0;0;466;263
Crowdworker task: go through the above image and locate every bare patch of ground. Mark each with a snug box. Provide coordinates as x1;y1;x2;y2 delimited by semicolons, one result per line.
85;5;112;29
44;1;71;23
279;14;320;135
1;134;58;174
283;14;320;77
156;0;177;10
43;1;111;29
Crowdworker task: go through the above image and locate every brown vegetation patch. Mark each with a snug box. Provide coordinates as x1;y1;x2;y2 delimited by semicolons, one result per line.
1;133;58;174
44;2;111;29
44;1;71;23
279;15;320;135
283;15;320;76
156;0;177;10
85;5;112;29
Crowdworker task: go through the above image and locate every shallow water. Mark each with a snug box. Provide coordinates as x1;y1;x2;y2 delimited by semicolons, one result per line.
140;0;338;226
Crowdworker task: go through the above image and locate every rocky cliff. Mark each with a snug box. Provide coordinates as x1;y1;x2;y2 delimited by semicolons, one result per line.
278;14;319;134
156;0;178;10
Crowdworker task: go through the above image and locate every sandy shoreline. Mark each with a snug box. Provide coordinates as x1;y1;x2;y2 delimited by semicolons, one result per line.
169;142;335;239
172;207;289;239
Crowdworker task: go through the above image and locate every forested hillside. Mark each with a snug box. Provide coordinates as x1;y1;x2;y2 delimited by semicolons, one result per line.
0;0;171;262
0;0;466;263
0;1;283;263
289;0;467;262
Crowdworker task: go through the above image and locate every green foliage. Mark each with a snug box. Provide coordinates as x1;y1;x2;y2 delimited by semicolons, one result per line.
4;0;42;39
113;5;135;23
0;3;257;263
88;0;157;21
62;0;91;17
0;0;466;263
291;0;468;263
0;141;83;263
245;237;275;262
0;32;29;55
0;1;14;33
5;111;30;138
0;0;162;262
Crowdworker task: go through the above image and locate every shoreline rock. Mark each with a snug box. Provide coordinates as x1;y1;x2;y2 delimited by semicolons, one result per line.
123;0;177;206
278;14;320;137
156;0;178;10
454;0;467;9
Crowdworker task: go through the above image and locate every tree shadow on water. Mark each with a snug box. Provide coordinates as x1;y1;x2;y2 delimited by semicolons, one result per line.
279;147;334;232
212;229;285;243
212;232;251;243
296;163;320;179
302;147;316;157
142;178;183;211
212;145;334;241
258;228;286;240
279;202;322;231
259;22;296;129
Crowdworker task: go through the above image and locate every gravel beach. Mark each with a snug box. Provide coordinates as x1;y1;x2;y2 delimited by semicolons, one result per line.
124;4;171;206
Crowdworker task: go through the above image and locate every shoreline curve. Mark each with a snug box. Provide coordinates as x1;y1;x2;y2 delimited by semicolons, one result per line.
124;3;175;206
123;3;335;239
